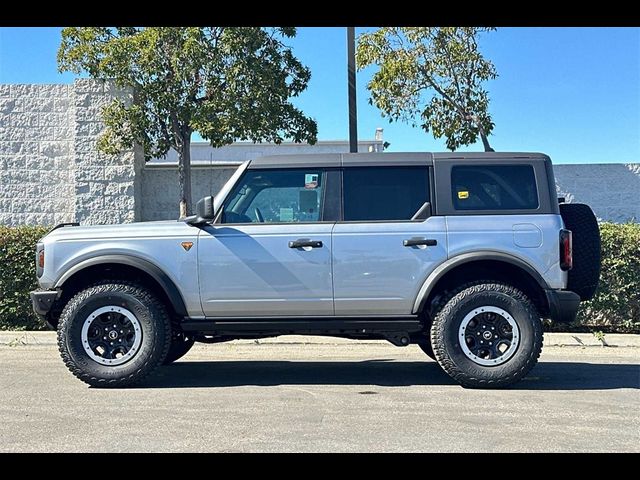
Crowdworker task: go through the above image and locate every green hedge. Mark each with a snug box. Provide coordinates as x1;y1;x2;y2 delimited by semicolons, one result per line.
572;222;640;333
1;223;639;332
0;226;50;330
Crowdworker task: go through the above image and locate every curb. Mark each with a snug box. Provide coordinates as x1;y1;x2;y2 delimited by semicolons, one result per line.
542;333;640;348
1;331;639;347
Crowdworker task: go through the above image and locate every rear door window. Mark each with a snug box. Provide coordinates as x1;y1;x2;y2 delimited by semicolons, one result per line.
451;165;539;211
342;166;430;221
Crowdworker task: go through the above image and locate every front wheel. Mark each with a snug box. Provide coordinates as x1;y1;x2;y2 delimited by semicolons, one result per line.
57;282;172;387
163;330;196;365
430;282;543;388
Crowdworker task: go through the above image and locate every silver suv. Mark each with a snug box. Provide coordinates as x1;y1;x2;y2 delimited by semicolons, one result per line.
31;152;601;388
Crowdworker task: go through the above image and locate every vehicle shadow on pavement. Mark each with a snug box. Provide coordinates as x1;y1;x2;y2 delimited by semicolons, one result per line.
138;360;640;390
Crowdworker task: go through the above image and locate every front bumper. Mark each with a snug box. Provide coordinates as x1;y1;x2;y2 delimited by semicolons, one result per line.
545;289;581;324
30;290;59;329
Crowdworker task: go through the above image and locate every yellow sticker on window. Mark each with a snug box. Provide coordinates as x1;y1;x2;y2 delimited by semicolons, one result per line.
458;191;469;199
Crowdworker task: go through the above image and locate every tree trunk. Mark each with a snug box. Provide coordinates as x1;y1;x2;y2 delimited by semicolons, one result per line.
469;114;494;152
479;131;494;152
178;131;193;218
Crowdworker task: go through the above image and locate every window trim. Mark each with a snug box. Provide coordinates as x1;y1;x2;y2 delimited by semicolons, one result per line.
338;165;434;223
214;167;334;226
322;169;341;222
433;159;555;216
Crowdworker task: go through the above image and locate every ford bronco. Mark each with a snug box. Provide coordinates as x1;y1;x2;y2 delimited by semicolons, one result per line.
31;152;601;388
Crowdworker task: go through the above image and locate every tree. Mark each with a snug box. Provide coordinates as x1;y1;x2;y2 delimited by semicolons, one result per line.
58;27;318;217
356;27;497;152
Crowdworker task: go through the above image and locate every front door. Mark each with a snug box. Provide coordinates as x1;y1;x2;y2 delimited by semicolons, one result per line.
332;166;448;315
198;167;334;317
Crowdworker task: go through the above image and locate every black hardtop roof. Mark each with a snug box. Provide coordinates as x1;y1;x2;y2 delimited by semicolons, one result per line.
248;152;551;169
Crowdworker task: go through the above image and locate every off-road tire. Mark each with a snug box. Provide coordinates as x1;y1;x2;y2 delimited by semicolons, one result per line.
431;282;543;389
163;330;196;365
559;203;601;300
416;338;436;360
57;281;171;387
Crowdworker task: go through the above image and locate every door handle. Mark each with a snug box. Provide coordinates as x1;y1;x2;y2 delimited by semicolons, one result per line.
403;237;437;247
289;239;323;249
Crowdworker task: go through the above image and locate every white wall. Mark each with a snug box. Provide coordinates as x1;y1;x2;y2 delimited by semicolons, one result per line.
0;84;76;225
142;140;383;221
555;163;640;222
150;139;383;166
1;79;638;225
0;79;141;226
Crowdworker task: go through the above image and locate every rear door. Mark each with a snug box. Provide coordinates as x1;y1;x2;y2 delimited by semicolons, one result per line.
332;164;448;316
198;167;336;317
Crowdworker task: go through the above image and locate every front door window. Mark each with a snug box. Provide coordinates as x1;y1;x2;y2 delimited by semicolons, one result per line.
221;169;325;224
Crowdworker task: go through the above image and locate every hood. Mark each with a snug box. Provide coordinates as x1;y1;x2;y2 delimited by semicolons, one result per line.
44;220;199;242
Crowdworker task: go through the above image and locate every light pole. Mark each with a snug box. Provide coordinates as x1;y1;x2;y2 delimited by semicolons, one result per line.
347;27;358;153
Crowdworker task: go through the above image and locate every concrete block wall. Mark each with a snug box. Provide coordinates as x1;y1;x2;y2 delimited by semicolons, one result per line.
0;84;76;225
72;79;141;225
140;140;383;220
151;139;383;166
555;164;640;222
0;79;141;227
141;166;235;221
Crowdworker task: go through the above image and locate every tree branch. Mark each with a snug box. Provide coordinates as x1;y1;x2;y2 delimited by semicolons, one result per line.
440;30;465;106
418;65;467;118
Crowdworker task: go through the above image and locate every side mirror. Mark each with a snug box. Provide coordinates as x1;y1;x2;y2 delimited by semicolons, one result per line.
196;196;215;219
184;196;215;225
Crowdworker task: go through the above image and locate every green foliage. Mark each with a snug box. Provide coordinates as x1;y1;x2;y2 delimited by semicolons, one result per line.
58;27;317;157
1;223;638;332
0;226;50;330
356;27;497;151
575;222;640;333
58;27;318;215
592;330;606;345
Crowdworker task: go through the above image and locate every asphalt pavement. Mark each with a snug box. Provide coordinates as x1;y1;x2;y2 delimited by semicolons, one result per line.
1;334;638;452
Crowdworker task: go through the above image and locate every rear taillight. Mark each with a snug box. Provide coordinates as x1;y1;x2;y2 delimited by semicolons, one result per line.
36;243;44;278
559;229;573;271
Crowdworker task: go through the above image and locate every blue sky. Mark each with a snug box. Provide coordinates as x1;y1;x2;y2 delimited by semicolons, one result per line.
0;27;638;164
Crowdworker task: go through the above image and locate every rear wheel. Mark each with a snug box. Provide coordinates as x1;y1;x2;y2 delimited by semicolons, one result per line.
416;338;436;360
431;282;543;388
57;282;171;387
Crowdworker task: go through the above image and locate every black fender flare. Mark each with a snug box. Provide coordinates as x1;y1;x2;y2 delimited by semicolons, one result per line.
412;251;551;314
54;254;188;317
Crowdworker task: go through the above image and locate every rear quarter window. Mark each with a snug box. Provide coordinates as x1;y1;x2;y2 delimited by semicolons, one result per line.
451;165;539;211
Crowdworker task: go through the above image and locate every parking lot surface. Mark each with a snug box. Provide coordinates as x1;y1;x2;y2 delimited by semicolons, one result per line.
1;335;638;452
